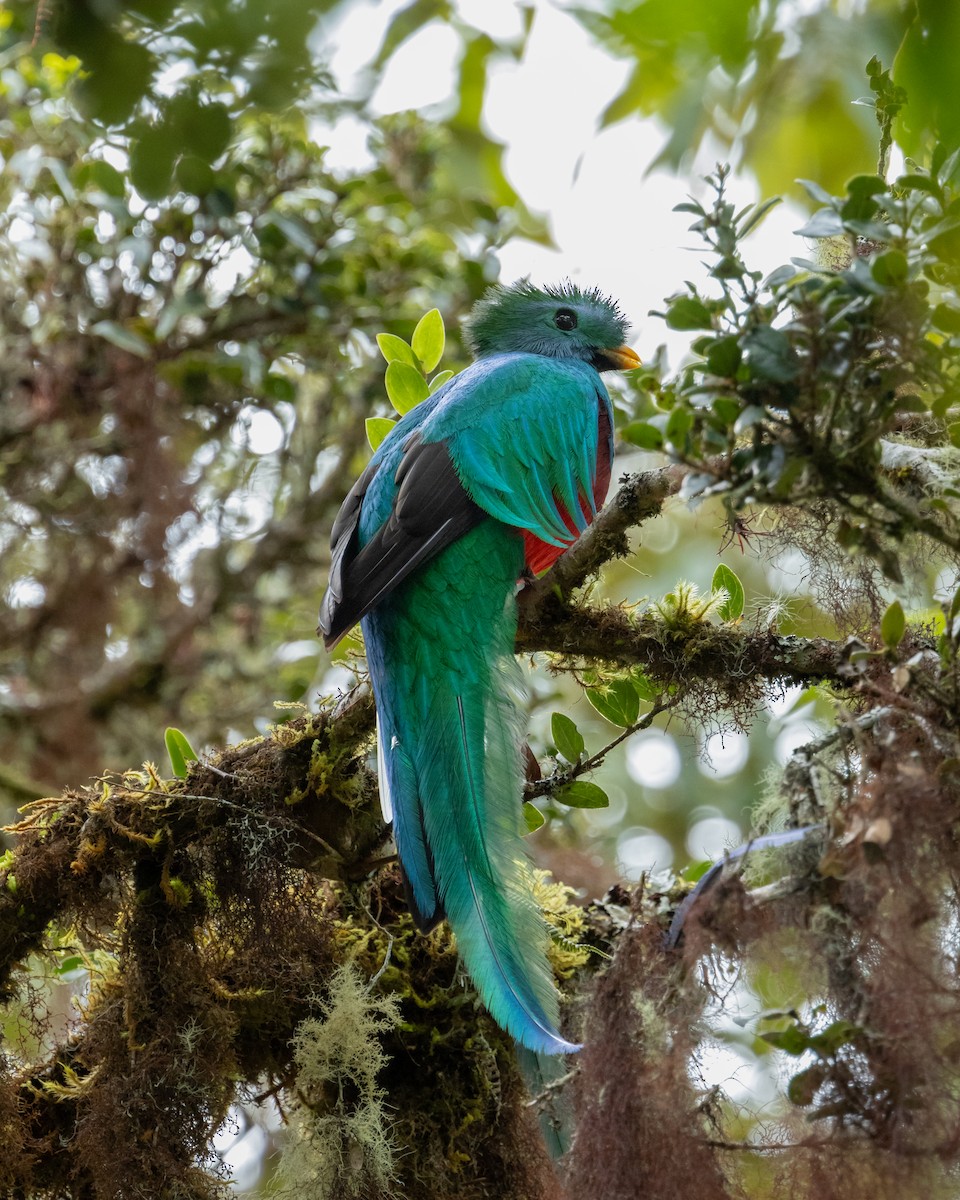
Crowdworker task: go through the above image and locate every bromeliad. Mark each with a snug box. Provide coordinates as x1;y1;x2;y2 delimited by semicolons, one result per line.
319;282;640;1054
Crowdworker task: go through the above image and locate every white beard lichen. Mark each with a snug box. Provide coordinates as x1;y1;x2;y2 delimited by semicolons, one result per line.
277;963;401;1199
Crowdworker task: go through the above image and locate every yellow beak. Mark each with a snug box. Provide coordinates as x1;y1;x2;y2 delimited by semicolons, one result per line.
598;344;642;372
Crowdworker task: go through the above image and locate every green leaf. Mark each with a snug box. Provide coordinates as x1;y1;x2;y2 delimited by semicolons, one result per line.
761;1025;811;1056
794;208;844;238
783;685;828;717
376;333;419;367
711;397;740;426
129;125;177;200
428;369;455;393
411;308;445;373
712;564;745;621
56;955;86;976
949;585;960;626
587;678;640;727
705;335;742;378
737;195;781;237
373;0;447;69
175;155;215;196
621;421;664;450
810;1020;863;1055
844;218;893;242
841;174;887;221
385;361;429;415
665;406;693;444
796;178;836;206
939;147;960;186
763;264;799;290
165;728;199;779
551;712;585;763
787;1064;826;1107
366;417;396;452
91;321;151;358
880;599;905;649
180;101;231;163
681;859;713;883
932;303;960;334
75;159;125;198
555;780;609;809
665;295;714;331
632;670;658;702
870;249;908;287
895;172;942;198
743;326;799;384
523;802;545;833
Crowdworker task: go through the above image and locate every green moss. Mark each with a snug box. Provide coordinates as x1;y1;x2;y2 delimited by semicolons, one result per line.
163;877;192;908
307;738;366;808
652;581;725;637
533;871;593;977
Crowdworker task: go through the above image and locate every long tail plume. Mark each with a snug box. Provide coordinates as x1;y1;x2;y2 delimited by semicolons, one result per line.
364;526;577;1055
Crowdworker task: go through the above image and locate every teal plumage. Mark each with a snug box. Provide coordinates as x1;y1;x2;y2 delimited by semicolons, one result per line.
319;282;639;1054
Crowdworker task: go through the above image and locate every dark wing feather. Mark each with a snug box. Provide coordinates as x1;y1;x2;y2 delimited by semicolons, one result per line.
318;454;381;644
318;433;486;649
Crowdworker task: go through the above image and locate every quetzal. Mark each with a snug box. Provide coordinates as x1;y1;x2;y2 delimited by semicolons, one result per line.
318;281;640;1054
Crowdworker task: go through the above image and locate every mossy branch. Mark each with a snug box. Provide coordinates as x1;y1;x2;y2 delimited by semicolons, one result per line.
0;695;382;1000
520;597;887;689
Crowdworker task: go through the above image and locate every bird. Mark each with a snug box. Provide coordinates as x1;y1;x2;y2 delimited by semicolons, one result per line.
318;281;640;1054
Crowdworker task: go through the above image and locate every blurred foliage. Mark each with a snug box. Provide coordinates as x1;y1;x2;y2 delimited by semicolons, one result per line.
32;0;338;127
572;0;960;196
0;3;508;795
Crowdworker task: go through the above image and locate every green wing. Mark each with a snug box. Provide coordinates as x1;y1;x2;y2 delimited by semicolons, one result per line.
424;353;610;547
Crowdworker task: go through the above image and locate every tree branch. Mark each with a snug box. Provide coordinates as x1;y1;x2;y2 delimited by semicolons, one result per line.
519;598;885;691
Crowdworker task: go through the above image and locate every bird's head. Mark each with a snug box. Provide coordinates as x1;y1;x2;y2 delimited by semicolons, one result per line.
463;280;640;372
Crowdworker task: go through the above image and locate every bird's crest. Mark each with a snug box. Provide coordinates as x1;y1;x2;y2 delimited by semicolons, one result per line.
463;279;630;364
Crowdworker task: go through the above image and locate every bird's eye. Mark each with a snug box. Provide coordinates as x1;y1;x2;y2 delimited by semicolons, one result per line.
554;308;578;331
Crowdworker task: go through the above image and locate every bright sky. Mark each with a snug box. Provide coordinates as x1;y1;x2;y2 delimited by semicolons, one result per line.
321;0;807;366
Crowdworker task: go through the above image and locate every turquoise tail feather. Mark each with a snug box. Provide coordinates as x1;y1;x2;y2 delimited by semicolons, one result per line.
363;521;577;1055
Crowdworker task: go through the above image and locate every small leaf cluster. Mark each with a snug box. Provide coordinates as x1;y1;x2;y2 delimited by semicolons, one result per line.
368;310;454;450
524;565;744;831
858;55;908;176
18;0;333;137
527;668;665;827
523;711;613;826
628;155;960;579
